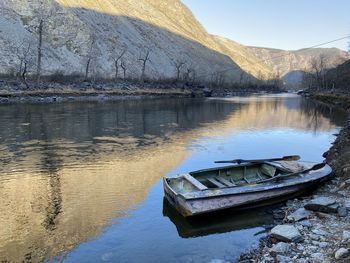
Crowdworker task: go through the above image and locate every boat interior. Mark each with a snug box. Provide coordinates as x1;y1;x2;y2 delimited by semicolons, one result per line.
167;163;291;194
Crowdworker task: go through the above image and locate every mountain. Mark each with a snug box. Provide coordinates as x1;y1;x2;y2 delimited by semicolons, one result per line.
0;0;348;87
247;46;350;87
0;0;262;83
212;36;276;80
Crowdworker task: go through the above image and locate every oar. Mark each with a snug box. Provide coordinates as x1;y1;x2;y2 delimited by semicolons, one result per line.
257;162;326;184
214;155;301;164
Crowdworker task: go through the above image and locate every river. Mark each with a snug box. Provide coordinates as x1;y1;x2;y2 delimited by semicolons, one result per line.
0;94;347;263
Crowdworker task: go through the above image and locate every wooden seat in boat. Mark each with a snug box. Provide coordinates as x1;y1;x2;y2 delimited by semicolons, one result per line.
183;174;208;190
207;178;225;188
216;177;236;187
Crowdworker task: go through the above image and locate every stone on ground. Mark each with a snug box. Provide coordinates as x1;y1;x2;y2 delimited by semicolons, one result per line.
304;197;338;213
276;255;293;263
287;208;311;222
338;206;348;217
270;242;291;254
335;248;350;259
270;225;303;243
343;230;350;241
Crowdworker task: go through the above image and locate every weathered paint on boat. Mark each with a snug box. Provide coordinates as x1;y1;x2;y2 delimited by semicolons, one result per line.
163;161;332;217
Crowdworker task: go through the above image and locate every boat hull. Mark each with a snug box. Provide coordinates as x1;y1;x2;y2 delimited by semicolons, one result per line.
164;164;332;217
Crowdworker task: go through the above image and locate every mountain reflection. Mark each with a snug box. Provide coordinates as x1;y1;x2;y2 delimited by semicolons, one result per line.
0;95;346;262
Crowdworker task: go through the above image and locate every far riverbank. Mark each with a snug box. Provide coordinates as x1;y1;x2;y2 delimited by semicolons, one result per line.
0;78;283;104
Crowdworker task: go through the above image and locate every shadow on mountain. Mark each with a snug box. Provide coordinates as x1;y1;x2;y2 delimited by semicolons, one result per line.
43;4;259;82
283;70;306;89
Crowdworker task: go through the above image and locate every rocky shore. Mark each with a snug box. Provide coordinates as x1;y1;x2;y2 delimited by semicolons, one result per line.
239;93;350;263
0;78;286;104
0;80;197;104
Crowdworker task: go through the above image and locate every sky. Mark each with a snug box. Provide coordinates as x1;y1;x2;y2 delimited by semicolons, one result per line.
182;0;350;51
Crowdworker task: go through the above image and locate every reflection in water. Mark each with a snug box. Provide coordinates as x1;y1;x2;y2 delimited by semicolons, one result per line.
162;199;274;238
0;95;347;262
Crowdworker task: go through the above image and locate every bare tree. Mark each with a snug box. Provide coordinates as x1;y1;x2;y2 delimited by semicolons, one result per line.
184;63;197;85
84;35;98;81
13;40;35;89
121;59;127;79
32;0;54;83
174;59;186;82
212;71;225;87
109;46;127;80
310;54;328;90
36;18;43;83
138;49;151;82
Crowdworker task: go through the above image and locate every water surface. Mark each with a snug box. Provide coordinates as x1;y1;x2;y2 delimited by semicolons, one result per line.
0;94;347;262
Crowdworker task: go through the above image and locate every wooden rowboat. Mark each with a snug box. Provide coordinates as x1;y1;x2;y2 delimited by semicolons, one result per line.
163;159;332;217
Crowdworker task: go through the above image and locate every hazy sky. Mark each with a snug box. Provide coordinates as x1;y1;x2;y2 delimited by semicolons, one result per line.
182;0;350;51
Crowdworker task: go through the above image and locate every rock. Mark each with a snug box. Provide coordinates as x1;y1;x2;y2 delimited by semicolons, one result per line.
273;210;286;220
335;248;350;259
304;197;338;213
260;257;274;263
344;199;350;210
298;220;312;227
270;242;291;254
309;234;321;241
276;255;292;263
319;242;328;248
271;225;303;243
297;244;305;251
311;229;329;236
343;230;350;241
314;211;333;219
338;206;348;217
287;208;311;222
308;245;318;252
311;252;324;261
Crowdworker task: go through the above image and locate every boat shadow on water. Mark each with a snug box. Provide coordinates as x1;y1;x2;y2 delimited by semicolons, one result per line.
162;198;275;239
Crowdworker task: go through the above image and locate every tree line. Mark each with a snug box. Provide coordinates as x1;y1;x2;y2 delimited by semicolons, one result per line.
301;53;350;92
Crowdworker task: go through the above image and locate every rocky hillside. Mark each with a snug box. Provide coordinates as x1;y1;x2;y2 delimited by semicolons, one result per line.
248;47;350;76
0;0;348;86
248;46;350;87
213;36;276;80
327;60;350;91
0;0;264;83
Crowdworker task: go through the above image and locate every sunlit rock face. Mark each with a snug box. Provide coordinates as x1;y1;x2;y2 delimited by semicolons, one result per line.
0;0;258;82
